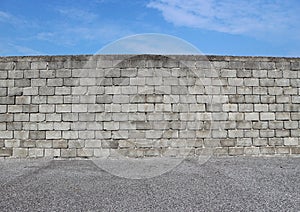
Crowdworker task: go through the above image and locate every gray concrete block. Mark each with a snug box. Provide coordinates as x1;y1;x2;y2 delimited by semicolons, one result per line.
14;79;31;87
12;148;28;158
29;131;46;140
61;149;76;158
244;147;260;155
0;147;12;157
39;87;55;95
16;61;30;70
284;138;298;146
28;148;44;158
228;147;244;155
253;138;268;146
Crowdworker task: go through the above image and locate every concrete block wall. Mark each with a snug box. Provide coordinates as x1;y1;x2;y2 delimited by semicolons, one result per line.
0;54;299;158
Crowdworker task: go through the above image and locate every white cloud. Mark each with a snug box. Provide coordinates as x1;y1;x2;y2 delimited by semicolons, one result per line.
147;0;300;39
0;40;43;56
0;11;26;26
56;8;98;23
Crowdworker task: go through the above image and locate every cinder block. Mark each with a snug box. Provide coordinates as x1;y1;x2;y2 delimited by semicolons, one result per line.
101;140;119;149
79;131;95;139
40;69;55;78
254;104;268;112
260;130;275;138
44;149;60;158
12;148;28;158
0;97;15;105
253;138;268;146
238;104;253;112
72;104;88;113
79;113;95;121
22;122;37;131
284;121;298;129
14;131;29;140
30;114;45;122
145;77;163;86
79;95;96;104
16;61;30;70
56;105;71;113
291;147;300;154
228;130;244;138
39;87;55;95
0;70;8;79
0;114;13;122
144;149;160;157
220;139;235;147
31;61;47;70
31;96;46;104
61;149;76;158
36;122;53;131
284;138;298;146
228;61;243;69
64;78;80;86
245;113;259;120
236;138;252;147
260;147;275;155
291;129;300;137
244;147;260;155
252;69;267;78
269;121;283;129
68;140;84;148
29;131;46;140
77;148;93;157
85;140;101;148
7;105;22;113
47;96;64;104
237;70;251;78
36;140;52;148
171;86;188;95
276;147;290;155
275;130;290;138
80;78;96;86
268;138;283;146
56;69;71;78
55;87;71;95
0;148;12;157
5;140;20;148
0;131;13;139
228;147;244;155
8;70;23;78
121;86;138;94
103;122;119;131
291;61;300;70
96;95;112;103
268;70;282;78
220;69;236;77
113;77;130;86
13;113;28;122
213;147;229;156
46;131;61;139
94;149;110;158
28;148;44;158
260;112;275;120
20;140;36;148
62;131;78;139
145;130;163;139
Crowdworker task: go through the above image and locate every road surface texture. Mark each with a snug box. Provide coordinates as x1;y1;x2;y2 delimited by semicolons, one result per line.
0;156;299;211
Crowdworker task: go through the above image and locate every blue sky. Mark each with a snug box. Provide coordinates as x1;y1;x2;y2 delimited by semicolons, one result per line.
0;0;300;57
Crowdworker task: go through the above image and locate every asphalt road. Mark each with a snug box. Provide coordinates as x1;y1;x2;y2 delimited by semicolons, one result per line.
0;156;299;211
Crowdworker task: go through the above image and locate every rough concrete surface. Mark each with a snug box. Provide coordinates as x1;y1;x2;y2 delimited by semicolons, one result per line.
0;156;299;211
